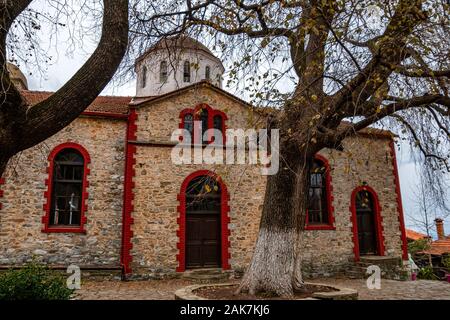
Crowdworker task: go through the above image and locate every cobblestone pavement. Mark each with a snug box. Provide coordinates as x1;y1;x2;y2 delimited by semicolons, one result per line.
308;278;450;300
74;278;194;300
74;278;450;300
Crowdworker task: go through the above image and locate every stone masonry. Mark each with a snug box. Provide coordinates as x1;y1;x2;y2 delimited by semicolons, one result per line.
0;83;406;279
0;117;126;267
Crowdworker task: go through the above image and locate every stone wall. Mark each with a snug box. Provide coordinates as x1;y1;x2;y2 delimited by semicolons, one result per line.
301;136;404;277
134;85;264;142
129;137;404;278
0;84;405;279
0;117;126;267
131;86;267;276
131;147;266;276
130;85;404;278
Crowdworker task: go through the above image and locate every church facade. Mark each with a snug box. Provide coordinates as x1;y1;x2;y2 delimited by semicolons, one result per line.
0;37;409;279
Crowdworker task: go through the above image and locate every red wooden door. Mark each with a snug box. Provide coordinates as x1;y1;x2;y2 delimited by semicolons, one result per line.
186;214;220;268
185;177;221;269
355;190;377;255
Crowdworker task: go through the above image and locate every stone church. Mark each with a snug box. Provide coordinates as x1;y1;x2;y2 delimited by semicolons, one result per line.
0;37;409;279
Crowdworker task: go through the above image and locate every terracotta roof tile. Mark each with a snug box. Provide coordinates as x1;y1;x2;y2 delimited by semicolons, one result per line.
22;91;131;115
406;229;428;241
422;239;450;256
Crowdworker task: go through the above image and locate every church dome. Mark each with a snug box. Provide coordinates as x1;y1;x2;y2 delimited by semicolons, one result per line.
7;62;28;90
135;36;224;97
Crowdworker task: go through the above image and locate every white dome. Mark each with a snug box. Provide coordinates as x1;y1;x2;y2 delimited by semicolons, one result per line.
134;36;224;97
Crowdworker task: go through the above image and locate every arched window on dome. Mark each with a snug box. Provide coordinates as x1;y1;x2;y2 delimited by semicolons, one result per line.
141;66;147;88
183;61;191;82
160;61;168;83
205;66;211;80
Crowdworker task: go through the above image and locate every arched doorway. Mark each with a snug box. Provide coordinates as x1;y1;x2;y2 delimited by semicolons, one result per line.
177;170;231;271
186;175;221;268
350;186;385;261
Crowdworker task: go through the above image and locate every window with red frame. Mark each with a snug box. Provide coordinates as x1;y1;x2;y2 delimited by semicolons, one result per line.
307;158;330;225
49;149;85;227
180;105;226;145
183;113;194;143
199;108;209;144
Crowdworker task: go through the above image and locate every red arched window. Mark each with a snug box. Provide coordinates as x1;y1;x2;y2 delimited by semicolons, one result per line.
305;154;335;230
179;104;227;145
42;143;90;233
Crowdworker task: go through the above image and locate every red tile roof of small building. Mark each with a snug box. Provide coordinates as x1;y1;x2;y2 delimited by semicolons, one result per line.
421;238;450;256
406;229;428;241
22;91;131;115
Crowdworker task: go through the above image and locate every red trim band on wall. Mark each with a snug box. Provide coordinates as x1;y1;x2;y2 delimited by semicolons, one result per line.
176;170;231;272
41;142;91;233
121;108;138;275
0;177;5;210
349;185;385;261
305;154;336;230
389;140;409;261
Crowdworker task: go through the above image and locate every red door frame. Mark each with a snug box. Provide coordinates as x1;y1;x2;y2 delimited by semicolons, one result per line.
350;185;385;261
176;170;231;272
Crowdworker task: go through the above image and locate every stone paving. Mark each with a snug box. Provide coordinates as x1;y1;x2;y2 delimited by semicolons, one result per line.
308;278;450;300
73;277;450;300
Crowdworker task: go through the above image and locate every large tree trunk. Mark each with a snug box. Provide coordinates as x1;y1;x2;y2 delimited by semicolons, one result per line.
237;141;311;297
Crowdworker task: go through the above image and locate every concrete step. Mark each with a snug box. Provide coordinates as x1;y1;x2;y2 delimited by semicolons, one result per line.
359;256;402;266
181;268;232;282
182;273;229;281
182;268;226;275
345;270;366;279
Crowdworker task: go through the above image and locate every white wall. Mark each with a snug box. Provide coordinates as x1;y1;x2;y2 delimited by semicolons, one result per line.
135;49;224;97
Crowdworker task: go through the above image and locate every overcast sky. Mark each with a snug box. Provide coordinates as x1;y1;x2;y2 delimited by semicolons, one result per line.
13;0;450;239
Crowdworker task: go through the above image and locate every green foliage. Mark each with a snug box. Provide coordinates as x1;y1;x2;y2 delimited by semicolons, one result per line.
0;261;74;300
408;239;430;256
417;266;439;280
442;256;450;269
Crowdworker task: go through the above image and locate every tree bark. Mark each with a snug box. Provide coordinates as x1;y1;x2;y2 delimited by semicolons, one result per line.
0;0;128;177
237;140;311;297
